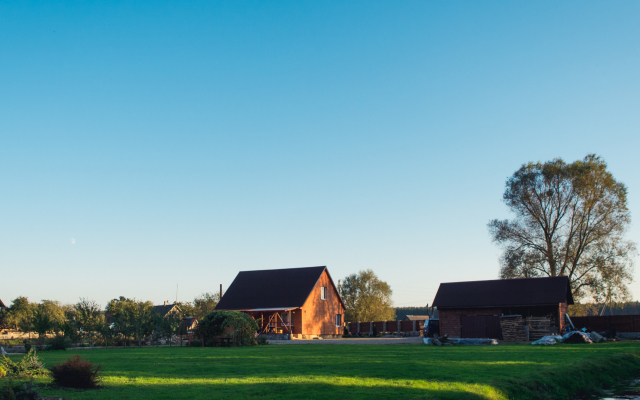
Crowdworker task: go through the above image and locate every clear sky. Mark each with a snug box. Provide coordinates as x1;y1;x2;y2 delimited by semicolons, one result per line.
1;1;639;309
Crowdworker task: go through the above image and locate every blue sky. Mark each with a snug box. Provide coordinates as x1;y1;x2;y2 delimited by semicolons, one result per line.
1;1;639;308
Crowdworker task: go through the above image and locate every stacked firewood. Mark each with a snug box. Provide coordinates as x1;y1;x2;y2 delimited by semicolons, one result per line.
526;317;551;341
500;315;528;342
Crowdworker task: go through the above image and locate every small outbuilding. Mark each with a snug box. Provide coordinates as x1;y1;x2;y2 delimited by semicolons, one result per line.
215;266;345;338
432;276;574;339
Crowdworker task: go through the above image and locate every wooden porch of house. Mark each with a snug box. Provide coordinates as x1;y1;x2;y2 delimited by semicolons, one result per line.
244;308;299;335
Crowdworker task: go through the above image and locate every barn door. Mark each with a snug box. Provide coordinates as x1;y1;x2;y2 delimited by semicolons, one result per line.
461;316;502;339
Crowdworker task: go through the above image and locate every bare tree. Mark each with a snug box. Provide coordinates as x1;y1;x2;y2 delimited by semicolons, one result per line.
488;154;636;302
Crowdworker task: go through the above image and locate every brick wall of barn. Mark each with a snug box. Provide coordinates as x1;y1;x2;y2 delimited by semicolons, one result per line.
301;270;344;335
438;308;502;338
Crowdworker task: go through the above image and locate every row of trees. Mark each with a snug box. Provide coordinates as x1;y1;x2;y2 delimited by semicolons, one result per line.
0;293;221;346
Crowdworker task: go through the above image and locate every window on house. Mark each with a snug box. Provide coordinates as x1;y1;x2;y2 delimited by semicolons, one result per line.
320;286;327;300
335;314;341;327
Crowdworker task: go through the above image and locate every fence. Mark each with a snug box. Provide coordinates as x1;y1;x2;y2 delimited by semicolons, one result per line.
569;315;640;332
347;320;425;335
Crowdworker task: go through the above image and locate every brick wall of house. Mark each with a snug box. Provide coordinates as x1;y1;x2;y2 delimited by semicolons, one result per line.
301;270;344;335
439;308;502;338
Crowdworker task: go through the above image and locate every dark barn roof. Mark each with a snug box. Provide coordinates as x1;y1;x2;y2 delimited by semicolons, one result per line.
432;276;574;308
215;266;341;311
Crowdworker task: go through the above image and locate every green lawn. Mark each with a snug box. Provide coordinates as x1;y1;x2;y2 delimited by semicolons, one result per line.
5;342;640;400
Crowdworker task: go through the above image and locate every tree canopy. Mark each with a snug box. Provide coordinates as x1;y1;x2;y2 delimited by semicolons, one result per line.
488;154;636;302
341;270;395;322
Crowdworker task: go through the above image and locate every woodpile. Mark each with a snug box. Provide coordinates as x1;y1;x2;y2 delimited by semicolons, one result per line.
526;317;551;341
500;315;528;342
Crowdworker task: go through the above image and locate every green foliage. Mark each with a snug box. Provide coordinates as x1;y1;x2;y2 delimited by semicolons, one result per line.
45;335;66;351
32;300;66;339
0;381;15;400
0;366;5;378
157;311;182;346
21;342;30;354
1;350;47;378
342;270;395;322
197;311;258;347
13;382;39;400
7;297;33;333
49;354;102;389
106;297;158;347
371;324;378;337
74;298;104;347
257;336;268;345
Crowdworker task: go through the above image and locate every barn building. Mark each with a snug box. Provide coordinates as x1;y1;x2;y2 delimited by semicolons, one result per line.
432;276;574;339
214;266;345;338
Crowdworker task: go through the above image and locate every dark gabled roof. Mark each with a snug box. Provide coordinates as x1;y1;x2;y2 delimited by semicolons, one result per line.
153;304;180;317
432;276;574;308
215;266;343;311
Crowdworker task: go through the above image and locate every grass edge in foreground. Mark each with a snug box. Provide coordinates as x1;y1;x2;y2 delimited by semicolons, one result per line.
494;351;640;400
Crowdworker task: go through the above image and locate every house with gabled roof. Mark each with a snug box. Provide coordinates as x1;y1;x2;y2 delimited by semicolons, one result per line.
215;266;345;338
153;301;182;319
432;276;574;339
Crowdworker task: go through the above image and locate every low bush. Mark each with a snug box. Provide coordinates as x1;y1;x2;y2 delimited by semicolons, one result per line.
49;354;102;389
189;338;202;347
45;335;66;351
21;342;30;354
14;382;38;400
0;381;15;400
0;350;48;378
257;336;268;345
0;366;6;378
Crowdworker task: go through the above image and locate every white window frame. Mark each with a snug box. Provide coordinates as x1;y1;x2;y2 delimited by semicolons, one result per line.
335;314;341;327
320;286;327;300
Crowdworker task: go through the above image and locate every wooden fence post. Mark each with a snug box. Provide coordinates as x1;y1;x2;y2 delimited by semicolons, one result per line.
383;321;386;333
397;320;401;335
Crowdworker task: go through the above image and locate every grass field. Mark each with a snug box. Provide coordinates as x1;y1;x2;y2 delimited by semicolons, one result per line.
5;342;640;399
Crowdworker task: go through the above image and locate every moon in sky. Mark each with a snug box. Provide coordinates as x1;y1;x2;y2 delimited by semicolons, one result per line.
71;238;76;245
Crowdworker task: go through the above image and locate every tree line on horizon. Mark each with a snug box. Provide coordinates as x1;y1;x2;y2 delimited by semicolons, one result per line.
0;293;222;346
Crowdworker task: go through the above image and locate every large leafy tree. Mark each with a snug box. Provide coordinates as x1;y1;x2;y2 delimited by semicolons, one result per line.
106;297;157;347
488;154;636;302
7;297;33;333
341;270;395;322
32;300;66;339
74;298;104;346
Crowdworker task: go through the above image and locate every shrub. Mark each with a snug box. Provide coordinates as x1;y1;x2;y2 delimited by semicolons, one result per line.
257;336;268;345
21;342;31;354
189;338;202;347
0;350;48;378
372;324;378;337
45;335;66;351
0;366;6;378
49;355;101;389
197;311;259;347
14;382;38;400
0;382;15;400
343;326;349;336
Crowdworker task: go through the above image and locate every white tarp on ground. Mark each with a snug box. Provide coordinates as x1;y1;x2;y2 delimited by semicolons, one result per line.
1;346;8;355
531;336;562;345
